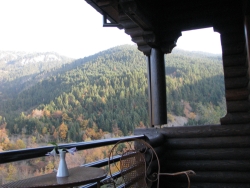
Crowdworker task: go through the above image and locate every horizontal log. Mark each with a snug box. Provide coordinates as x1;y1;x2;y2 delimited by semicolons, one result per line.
164;148;250;160
220;113;250;125
153;145;165;158
119;17;138;28
214;19;245;35
222;42;245;56
160;171;250;183
194;171;250;183
224;66;248;78
220;32;245;45
164;136;250;149
227;101;250;112
222;54;246;67
145;145;165;163
125;26;144;37
163;160;250;172
131;36;146;45
163;182;250;188
225;77;249;89
160;124;250;138
96;0;112;7
225;88;249;101
137;44;151;56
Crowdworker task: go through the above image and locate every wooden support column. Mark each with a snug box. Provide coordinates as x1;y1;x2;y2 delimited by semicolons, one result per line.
149;48;167;126
245;15;250;82
147;56;152;127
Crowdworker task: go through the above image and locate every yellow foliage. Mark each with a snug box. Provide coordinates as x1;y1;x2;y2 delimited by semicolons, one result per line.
62;113;72;121
43;110;51;117
42;127;47;135
0;128;10;151
59;122;68;140
16;139;26;149
45;161;54;173
6;164;17;182
52;110;63;118
167;113;175;122
189;112;196;119
53;130;58;140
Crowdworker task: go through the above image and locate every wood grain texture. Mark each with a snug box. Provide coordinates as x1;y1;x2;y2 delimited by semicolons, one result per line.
227;101;250;112
220;113;250;124
164;160;250;172
164;148;250;160
159;124;250;138
222;41;245;56
222;54;246;67
159;171;250;183
225;88;249;101
225;76;249;89
162;182;250;188
164;136;250;149
224;66;247;78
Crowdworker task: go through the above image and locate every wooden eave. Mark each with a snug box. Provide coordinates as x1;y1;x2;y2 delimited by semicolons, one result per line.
85;0;246;55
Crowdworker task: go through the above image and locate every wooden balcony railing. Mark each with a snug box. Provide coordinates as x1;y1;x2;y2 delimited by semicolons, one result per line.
0;135;145;188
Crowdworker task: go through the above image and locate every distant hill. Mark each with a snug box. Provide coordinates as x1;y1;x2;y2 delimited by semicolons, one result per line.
0;51;76;100
0;45;226;143
0;51;74;80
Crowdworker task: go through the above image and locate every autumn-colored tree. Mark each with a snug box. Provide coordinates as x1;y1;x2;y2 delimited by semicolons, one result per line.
52;110;63;118
53;130;58;141
59;122;68;140
189;112;196;119
42;127;47;135
16;139;26;149
45;161;54;174
30;109;43;118
62;113;72;122
6;164;17;182
43;110;51;117
0;128;10;151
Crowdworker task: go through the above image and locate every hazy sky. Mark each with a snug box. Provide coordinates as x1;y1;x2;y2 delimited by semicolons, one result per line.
0;0;222;59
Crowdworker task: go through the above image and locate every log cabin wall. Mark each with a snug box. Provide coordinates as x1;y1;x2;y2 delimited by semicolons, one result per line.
135;125;250;188
216;19;250;125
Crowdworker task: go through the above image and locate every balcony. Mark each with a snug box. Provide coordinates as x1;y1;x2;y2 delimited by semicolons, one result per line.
1;123;250;188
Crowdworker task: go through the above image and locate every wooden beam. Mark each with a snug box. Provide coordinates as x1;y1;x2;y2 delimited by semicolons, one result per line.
245;15;250;78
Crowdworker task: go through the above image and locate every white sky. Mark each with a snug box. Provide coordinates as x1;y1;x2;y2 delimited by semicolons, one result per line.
0;0;222;59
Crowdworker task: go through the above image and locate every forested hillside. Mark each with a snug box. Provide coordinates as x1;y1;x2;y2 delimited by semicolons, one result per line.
0;51;74;100
0;45;226;151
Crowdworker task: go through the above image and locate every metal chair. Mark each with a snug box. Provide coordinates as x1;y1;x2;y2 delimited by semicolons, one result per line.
105;139;195;188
